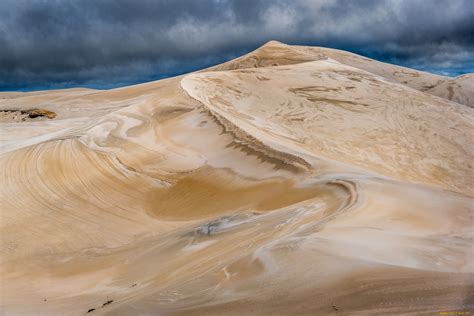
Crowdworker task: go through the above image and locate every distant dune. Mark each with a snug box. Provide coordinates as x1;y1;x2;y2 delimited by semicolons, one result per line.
426;74;474;107
0;41;473;315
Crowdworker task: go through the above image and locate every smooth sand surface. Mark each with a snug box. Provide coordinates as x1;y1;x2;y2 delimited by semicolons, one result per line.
0;41;473;315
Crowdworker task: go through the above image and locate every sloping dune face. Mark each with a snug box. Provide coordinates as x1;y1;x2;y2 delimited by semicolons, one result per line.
1;42;473;315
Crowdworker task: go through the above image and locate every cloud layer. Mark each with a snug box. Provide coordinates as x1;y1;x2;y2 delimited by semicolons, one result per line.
1;0;473;90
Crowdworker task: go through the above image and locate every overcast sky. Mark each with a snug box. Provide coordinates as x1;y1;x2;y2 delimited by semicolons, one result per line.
1;0;473;91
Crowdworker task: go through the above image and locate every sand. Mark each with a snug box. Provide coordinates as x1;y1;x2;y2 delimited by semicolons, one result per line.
426;74;474;108
0;41;473;315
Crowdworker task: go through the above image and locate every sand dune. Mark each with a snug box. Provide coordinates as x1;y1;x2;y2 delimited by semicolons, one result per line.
0;41;473;315
212;40;473;107
426;74;474;108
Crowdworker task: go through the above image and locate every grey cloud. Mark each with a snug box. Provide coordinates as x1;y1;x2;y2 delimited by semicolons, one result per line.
0;0;472;90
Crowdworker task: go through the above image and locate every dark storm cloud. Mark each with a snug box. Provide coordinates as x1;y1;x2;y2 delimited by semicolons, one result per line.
1;0;473;90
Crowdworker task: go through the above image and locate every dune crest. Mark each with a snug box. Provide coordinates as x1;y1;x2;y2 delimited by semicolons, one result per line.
1;42;473;315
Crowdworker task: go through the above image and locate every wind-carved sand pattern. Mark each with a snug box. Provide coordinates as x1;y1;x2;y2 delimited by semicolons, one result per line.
0;41;473;315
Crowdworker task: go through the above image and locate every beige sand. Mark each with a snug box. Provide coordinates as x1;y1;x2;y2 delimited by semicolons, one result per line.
426;74;474;108
0;41;473;315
